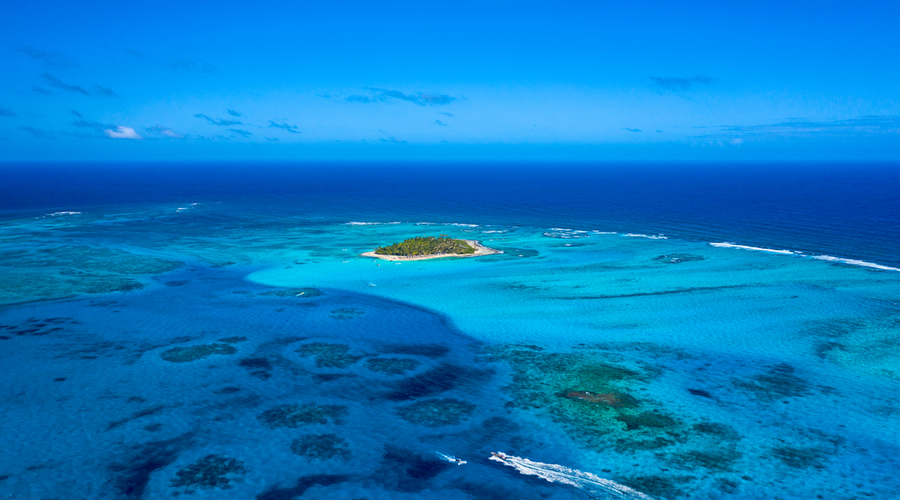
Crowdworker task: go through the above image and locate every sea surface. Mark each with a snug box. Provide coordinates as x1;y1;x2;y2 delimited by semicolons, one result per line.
0;161;898;500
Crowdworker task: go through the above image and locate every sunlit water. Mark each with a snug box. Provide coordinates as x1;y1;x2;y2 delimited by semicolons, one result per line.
1;163;898;499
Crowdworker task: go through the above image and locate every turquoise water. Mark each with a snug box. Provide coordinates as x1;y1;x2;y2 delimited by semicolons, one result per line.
1;165;899;499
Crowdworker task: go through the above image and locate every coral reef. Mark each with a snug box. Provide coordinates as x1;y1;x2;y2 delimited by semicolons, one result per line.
653;253;706;264
365;357;421;375
258;404;348;428
257;287;323;298
397;398;476;427
295;342;361;368
171;454;246;494
734;363;811;400
290;433;351;460
770;446;826;469
219;336;248;343
161;343;237;363
330;307;364;320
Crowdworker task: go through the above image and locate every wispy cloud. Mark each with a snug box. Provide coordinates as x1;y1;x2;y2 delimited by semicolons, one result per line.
39;73;116;97
229;128;253;138
439;112;453;117
346;88;458;106
104;126;143;139
193;114;242;126
40;73;89;95
146;126;186;139
32;86;52;95
20;126;55;139
92;85;117;97
380;136;407;143
15;44;80;69
268;121;300;133
695;115;900;140
167;57;217;74
227;109;242;117
265;137;280;141
0;107;15;117
623;128;642;133
649;76;717;91
435;120;448;127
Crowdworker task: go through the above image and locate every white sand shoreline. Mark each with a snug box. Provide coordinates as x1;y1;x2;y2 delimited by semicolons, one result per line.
361;239;502;261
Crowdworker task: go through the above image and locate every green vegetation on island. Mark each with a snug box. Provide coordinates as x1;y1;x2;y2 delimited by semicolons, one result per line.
374;235;475;256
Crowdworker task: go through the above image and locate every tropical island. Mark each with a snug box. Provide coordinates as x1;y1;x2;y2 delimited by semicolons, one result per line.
361;235;501;261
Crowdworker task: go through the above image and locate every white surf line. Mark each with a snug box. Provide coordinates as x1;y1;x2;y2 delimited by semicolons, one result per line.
711;242;900;272
489;453;653;500
47;211;82;216
709;242;796;255
813;255;900;272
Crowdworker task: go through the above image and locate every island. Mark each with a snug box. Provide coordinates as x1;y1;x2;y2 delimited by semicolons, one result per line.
361;235;501;261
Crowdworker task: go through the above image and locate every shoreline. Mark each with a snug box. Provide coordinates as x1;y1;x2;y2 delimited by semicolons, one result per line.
361;239;502;261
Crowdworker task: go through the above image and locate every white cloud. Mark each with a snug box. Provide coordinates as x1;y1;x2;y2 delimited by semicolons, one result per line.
730;138;743;145
104;126;143;139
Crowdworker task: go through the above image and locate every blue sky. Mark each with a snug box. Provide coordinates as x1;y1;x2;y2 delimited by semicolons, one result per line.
2;0;899;160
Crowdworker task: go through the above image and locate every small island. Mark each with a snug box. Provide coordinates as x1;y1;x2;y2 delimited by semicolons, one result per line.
361;235;501;261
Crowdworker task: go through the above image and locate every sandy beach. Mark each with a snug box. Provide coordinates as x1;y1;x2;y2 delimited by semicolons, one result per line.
361;239;501;261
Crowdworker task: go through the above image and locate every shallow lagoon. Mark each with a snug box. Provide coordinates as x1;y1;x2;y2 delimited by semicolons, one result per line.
1;196;899;499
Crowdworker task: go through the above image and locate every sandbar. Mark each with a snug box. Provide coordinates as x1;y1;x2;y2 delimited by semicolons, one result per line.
361;240;501;261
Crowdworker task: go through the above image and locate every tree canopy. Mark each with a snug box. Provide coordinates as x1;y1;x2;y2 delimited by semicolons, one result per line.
375;235;475;256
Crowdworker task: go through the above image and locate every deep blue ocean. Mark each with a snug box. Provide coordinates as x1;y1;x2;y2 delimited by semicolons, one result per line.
1;162;898;500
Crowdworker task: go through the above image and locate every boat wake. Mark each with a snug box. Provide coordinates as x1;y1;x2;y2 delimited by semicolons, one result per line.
489;452;653;499
435;451;466;465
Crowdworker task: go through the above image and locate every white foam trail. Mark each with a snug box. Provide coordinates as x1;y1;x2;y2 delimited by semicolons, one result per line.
47;211;81;216
624;233;667;240
489;453;653;499
709;242;795;255
813;255;900;272
450;223;479;227
435;451;466;465
593;231;617;235
346;221;382;225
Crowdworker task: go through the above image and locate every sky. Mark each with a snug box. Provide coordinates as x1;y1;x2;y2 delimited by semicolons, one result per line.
1;0;899;161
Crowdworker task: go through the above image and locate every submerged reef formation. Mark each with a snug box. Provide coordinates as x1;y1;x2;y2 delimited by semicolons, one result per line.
171;455;246;494
397;398;476;427
161;343;237;363
0;245;182;305
258;404;348;428
365;357;421;375
330;307;364;320
653;253;706;264
290;433;351;460
257;287;323;298
295;342;362;368
485;344;755;498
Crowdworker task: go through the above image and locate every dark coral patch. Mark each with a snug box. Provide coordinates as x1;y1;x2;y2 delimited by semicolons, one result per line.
770;446;826;469
171;455;246;494
616;411;678;431
258;287;323;298
295;342;361;368
290;433;351;460
329;307;364;320
398;398;476;427
365;357;421;375
734;363;811;400
161;343;237;363
219;336;248;344
653;253;706;264
671;449;743;471
258;404;348;428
